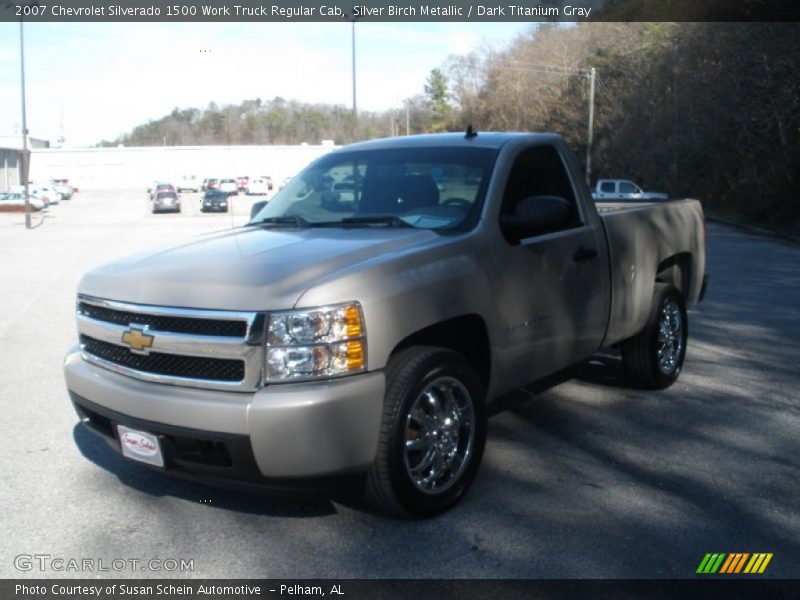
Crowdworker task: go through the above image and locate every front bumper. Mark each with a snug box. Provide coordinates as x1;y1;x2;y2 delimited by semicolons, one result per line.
64;348;385;486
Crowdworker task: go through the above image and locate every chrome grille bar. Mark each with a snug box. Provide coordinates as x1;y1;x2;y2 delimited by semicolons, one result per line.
76;294;264;392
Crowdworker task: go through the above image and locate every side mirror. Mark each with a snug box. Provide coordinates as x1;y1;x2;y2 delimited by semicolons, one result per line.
500;195;574;243
250;200;268;221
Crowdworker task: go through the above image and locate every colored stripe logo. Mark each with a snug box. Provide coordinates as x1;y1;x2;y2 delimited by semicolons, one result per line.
696;553;773;574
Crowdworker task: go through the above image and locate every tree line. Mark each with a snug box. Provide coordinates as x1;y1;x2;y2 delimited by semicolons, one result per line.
441;22;799;234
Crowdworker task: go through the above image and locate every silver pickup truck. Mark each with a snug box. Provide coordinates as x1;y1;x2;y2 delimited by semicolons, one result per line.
65;132;708;517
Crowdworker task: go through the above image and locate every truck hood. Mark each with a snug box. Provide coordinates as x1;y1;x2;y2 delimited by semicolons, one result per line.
78;226;440;311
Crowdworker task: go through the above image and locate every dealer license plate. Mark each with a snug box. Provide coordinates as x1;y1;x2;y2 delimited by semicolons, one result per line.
116;425;164;467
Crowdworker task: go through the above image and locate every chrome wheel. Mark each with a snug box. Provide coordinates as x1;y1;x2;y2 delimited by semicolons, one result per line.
657;299;684;375
403;376;475;495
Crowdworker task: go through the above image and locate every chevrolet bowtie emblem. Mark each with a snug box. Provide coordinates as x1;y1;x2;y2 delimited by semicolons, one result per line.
121;325;155;354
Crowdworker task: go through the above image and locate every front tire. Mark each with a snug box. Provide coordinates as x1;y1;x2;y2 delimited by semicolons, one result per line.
364;346;487;518
622;283;688;389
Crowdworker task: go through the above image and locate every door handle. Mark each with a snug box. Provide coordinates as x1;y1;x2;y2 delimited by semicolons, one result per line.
573;246;598;262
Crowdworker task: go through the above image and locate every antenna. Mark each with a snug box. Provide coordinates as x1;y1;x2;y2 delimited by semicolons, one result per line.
465;125;478;139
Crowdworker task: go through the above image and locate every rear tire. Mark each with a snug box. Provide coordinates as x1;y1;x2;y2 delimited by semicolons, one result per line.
622;283;687;389
364;346;487;518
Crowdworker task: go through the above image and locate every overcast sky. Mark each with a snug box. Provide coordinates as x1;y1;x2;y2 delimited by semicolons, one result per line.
0;22;530;147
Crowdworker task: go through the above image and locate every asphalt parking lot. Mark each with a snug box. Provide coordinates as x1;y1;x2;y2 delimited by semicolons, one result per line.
0;190;798;579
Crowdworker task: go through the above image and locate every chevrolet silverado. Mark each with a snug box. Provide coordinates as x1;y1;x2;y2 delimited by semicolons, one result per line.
65;132;708;517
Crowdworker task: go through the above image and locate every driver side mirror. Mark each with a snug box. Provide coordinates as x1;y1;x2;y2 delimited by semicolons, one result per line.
500;195;574;243
250;200;268;220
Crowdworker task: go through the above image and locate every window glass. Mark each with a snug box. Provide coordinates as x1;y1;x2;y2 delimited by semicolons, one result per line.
619;181;638;194
252;147;497;231
500;145;579;219
600;181;615;193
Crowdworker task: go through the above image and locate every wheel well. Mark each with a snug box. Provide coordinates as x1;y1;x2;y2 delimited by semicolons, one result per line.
391;314;491;392
656;253;692;300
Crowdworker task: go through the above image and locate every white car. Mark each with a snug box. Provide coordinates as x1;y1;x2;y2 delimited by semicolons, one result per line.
177;175;201;193
50;179;74;200
12;184;59;206
218;178;238;195
245;177;270;195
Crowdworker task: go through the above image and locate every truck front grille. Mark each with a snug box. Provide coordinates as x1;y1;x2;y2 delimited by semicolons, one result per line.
80;335;245;382
76;295;264;391
78;301;248;337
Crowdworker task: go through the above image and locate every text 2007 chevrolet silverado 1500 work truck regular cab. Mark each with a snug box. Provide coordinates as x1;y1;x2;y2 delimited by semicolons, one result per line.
65;132;708;517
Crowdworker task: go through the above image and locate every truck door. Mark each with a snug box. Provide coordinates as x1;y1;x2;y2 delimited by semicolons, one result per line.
598;180;616;199
488;143;609;390
619;180;640;200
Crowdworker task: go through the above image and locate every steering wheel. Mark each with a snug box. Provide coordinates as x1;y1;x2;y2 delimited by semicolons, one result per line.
442;197;472;210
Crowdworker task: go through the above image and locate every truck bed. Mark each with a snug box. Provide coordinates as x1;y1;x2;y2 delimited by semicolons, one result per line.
596;198;706;346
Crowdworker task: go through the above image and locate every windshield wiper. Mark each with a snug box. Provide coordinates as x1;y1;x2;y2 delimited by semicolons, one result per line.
249;215;311;228
335;216;413;228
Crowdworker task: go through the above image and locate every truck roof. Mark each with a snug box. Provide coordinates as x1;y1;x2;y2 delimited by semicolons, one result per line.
340;132;561;151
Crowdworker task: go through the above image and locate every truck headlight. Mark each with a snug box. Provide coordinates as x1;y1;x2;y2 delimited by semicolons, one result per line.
265;302;366;382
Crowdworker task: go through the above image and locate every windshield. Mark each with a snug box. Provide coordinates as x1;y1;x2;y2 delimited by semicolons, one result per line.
250;146;497;231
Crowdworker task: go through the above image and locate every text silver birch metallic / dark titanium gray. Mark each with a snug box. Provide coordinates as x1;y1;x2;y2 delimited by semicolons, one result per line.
64;132;708;517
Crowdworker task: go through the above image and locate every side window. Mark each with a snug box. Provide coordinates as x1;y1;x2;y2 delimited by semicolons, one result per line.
499;145;581;241
619;181;638;194
501;145;579;215
600;181;615;193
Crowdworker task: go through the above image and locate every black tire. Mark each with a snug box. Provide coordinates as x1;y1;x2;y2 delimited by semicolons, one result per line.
364;346;487;518
622;283;688;389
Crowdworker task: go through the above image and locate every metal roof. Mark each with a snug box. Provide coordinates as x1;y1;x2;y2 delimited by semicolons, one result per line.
339;132;561;152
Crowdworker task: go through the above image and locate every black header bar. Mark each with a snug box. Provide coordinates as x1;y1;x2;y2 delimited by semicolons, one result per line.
1;0;799;22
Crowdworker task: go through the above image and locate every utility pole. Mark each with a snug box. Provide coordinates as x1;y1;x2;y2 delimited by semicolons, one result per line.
585;67;596;187
405;101;410;136
19;19;31;229
351;18;357;141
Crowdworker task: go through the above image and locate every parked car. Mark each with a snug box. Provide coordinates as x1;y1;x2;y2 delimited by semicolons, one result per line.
218;178;238;196
236;176;249;192
0;191;45;211
38;186;61;205
592;179;669;201
52;178;78;194
148;181;176;200
12;184;58;206
50;179;74;200
151;191;180;213
245;177;270;195
65;132;707;518
200;190;229;213
177;175;201;193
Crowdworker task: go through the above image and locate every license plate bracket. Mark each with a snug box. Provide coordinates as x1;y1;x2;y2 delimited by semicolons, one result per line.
116;424;164;467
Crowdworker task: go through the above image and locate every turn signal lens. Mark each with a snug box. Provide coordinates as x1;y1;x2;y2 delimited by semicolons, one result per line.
346;341;364;370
